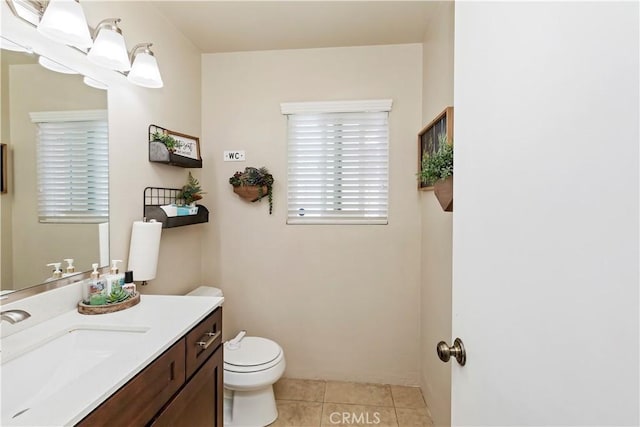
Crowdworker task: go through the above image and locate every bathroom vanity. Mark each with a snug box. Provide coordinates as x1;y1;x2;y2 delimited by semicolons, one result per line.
0;294;223;427
78;306;223;427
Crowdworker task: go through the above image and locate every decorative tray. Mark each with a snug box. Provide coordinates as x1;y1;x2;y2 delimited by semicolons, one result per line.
77;292;141;315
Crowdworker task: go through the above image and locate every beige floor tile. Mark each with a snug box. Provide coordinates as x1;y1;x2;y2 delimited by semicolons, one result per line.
390;386;426;409
324;381;393;407
321;403;397;427
274;378;327;402
395;407;433;427
269;400;323;427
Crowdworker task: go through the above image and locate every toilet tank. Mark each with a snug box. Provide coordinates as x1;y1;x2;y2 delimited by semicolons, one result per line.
187;286;223;297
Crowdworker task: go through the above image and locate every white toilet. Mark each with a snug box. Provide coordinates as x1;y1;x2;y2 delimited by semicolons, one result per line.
187;286;286;427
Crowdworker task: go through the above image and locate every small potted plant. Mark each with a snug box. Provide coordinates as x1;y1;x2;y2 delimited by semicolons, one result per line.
151;131;183;153
419;137;453;212
229;167;274;214
177;172;205;206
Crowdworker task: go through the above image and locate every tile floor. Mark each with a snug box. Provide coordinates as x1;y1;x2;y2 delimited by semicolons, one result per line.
269;378;433;427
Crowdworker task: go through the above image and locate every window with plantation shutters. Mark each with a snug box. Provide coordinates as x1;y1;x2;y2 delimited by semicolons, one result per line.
30;110;108;223
281;100;392;225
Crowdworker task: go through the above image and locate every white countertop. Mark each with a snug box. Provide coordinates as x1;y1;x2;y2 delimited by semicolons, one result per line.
0;294;223;426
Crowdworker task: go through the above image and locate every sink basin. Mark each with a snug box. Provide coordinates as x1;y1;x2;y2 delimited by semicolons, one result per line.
1;326;149;422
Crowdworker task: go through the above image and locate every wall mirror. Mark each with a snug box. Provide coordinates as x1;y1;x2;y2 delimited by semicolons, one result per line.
0;35;109;295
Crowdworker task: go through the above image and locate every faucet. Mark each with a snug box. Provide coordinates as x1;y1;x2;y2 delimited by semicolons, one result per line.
1;310;31;324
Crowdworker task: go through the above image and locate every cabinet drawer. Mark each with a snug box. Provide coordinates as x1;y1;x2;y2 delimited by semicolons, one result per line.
77;339;186;427
185;307;222;379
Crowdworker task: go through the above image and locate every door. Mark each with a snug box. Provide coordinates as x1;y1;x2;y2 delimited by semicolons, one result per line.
451;2;639;426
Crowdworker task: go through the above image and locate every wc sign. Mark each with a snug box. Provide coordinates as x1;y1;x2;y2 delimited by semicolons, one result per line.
223;150;246;161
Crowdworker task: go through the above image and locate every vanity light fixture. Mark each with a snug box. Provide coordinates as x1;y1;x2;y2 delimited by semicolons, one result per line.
6;2;164;89
38;55;79;74
0;37;30;53
37;0;93;50
83;76;108;90
127;43;164;89
6;0;42;26
87;18;130;72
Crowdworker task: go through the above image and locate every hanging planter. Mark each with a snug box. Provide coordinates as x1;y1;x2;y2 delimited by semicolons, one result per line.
233;185;268;202
418;136;453;212
434;176;453;212
229;167;274;214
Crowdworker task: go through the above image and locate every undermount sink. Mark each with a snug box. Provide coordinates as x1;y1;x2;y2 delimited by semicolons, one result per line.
1;326;149;423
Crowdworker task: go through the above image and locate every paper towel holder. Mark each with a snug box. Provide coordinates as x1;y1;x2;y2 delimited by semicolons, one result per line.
128;219;163;286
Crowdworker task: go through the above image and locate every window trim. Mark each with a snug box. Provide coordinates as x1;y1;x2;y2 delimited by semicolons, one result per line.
29;109;107;123
281;99;392;115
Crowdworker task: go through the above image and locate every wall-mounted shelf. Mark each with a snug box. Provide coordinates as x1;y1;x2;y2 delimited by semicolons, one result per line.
143;187;209;228
149;124;203;168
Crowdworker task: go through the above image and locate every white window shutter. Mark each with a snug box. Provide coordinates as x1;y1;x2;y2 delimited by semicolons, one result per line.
284;101;391;225
30;110;108;223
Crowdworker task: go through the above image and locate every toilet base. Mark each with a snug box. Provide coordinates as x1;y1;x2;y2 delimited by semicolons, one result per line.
224;386;278;427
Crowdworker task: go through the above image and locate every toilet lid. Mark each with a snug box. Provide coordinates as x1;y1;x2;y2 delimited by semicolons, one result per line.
224;337;282;367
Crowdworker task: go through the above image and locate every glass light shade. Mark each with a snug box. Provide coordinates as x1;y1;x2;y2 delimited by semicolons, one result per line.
37;0;92;50
83;76;108;90
88;28;130;72
11;0;41;26
127;52;163;88
38;56;79;74
1;37;29;53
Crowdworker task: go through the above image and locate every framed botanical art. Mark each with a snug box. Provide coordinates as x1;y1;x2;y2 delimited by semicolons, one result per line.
165;129;201;161
418;106;454;190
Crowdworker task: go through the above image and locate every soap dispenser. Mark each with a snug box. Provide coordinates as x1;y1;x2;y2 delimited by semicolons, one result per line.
47;262;63;280
106;260;124;293
63;258;75;276
88;263;106;305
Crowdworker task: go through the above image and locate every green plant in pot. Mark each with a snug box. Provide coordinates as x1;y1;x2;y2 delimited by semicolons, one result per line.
229;167;274;214
152;131;183;153
177;172;205;205
419;135;453;212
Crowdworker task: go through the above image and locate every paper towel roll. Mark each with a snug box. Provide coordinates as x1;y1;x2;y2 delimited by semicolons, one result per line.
128;220;163;282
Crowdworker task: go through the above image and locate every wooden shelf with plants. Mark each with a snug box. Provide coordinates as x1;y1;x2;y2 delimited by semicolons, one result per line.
143;173;209;228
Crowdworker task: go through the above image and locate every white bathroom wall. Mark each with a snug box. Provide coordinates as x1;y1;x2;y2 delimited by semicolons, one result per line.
79;1;204;295
202;44;423;384
0;1;203;295
419;2;454;426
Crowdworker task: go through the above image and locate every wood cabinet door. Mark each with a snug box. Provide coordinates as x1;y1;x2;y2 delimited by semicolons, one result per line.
151;346;223;427
77;339;186;427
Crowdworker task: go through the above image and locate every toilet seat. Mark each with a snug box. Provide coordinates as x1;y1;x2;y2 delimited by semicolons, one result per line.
224;337;283;373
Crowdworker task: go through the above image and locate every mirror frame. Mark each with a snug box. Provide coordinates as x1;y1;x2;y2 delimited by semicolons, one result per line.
1;270;94;304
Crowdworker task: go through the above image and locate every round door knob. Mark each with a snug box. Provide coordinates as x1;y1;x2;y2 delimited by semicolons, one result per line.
436;337;466;366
